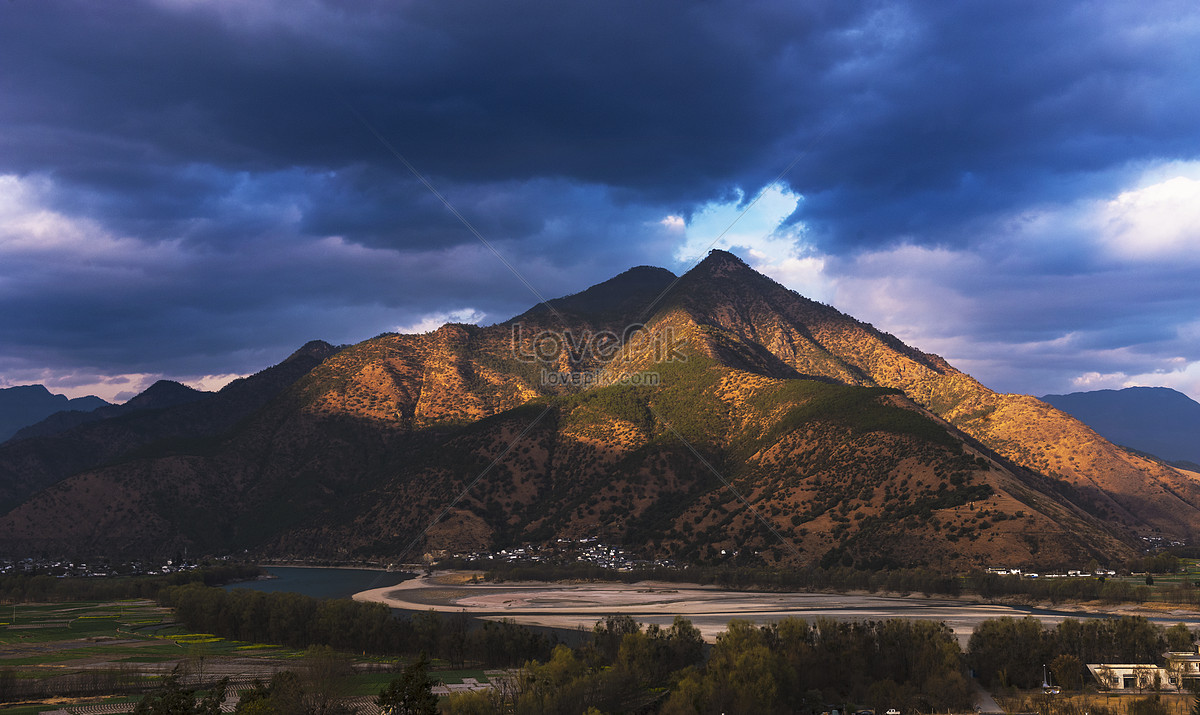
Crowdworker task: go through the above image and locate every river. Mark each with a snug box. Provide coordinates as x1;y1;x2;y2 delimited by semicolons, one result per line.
228;566;1200;646
224;565;413;599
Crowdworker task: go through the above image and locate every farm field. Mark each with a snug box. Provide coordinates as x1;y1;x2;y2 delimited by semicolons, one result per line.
0;599;473;712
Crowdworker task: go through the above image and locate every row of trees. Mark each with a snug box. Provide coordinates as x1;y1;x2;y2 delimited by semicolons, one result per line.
127;613;1198;715
131;615;704;715
0;663;147;702
663;617;974;715
443;616;974;715
443;614;707;714
967;615;1193;689
0;564;262;603
160;583;555;668
966;572;1155;603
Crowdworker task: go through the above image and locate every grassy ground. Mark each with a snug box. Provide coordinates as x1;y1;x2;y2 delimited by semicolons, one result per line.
996;689;1196;715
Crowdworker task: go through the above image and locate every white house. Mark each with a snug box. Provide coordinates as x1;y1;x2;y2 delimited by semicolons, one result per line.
1087;664;1173;691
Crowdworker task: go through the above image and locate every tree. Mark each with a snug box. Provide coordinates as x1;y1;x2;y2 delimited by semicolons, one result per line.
1113;617;1169;664
377;654;438;715
1050;654;1084;691
412;610;442;656
183;642;211;686
233;662;353;715
300;645;354;715
1168;624;1195;653
444;610;470;668
1095;665;1118;696
1166;659;1190;710
232;671;305;715
1134;665;1155;692
967;617;1049;688
233;679;272;713
592;614;641;663
133;672;227;715
439;690;493;714
682;619;785;714
1147;553;1182;574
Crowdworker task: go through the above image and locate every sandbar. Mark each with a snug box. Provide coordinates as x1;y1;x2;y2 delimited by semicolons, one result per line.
353;571;1200;644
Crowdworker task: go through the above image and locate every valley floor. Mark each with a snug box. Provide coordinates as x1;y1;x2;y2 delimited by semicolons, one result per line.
354;570;1200;644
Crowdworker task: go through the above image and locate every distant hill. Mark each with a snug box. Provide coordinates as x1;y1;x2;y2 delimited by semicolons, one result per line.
0;385;109;442
0;340;339;514
1041;387;1200;465
11;380;210;441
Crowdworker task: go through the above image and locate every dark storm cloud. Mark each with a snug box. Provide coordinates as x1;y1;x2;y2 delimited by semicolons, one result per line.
7;1;1196;246
1;1;867;224
788;3;1200;247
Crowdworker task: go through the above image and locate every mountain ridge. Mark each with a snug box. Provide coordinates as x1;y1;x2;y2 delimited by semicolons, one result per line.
635;252;1200;541
0;252;1192;568
0;341;339;513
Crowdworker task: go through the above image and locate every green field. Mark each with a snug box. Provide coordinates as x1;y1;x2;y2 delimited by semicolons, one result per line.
0;599;463;711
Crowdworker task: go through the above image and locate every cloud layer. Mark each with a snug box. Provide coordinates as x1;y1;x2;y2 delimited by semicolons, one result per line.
1;0;1199;401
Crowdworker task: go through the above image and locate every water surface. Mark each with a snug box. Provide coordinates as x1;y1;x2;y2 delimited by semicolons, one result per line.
225;566;413;600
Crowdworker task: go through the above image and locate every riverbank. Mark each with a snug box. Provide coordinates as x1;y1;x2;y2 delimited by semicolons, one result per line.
257;561;418;572
354;570;1200;644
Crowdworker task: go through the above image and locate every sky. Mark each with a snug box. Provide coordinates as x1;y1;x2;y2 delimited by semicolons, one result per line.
2;1;1200;403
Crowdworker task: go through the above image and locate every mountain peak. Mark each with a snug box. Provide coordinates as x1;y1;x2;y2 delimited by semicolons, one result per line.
285;340;339;363
4;251;1196;567
124;380;208;410
1;384;54;399
691;249;752;276
507;264;676;323
1;385;111;443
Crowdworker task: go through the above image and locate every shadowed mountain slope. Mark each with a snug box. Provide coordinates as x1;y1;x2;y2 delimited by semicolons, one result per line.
0;341;338;513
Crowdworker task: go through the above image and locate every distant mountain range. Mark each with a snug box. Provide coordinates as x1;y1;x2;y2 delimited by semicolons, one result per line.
0;385;109;443
1042;387;1200;467
9;380;209;442
0;341;336;516
0;251;1196;569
